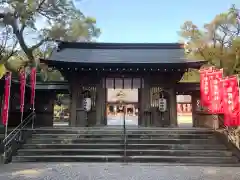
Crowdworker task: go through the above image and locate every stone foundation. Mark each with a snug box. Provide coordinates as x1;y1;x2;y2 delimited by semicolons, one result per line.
194;112;219;129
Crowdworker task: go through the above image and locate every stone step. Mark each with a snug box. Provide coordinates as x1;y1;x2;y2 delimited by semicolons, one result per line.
17;148;233;157
22;143;227;150
127;134;214;139
12;155;238;164
126;156;239;164
29;128;213;135
12;155;123;162
28;138;123;144
31;127;212;131
27;138;220;144
12;127;239;165
31;133;215;139
31;134;124;138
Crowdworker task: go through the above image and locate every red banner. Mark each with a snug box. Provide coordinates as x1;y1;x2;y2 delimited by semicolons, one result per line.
30;68;37;107
19;69;26;113
1;72;12;126
200;67;213;109
222;76;240;126
208;69;223;113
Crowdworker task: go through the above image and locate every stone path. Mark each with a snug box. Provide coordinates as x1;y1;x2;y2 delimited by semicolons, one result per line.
0;163;239;180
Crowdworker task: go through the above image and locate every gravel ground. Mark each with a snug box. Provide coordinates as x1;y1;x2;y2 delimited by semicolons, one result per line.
0;163;239;180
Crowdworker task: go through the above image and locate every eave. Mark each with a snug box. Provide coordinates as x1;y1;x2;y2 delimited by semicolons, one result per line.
40;59;206;72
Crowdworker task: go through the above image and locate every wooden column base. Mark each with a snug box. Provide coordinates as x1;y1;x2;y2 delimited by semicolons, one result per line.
194;112;219;129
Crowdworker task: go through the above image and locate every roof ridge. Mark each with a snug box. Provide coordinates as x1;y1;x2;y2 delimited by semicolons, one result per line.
56;41;183;51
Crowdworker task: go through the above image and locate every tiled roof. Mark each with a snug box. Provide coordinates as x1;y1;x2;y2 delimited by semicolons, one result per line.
44;41;204;65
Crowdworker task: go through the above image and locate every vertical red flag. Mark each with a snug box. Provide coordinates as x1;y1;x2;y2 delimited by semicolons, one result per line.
30;68;37;108
199;67;213;110
221;76;240;126
2;72;12;126
208;69;223;113
19;68;26;113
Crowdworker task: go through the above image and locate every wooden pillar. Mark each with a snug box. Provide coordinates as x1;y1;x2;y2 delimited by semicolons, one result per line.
169;88;178;127
138;88;142;126
75;92;86;127
95;78;106;126
69;79;77;127
69;74;86;127
140;78;150;126
95;82;101;126
191;91;199;127
102;88;106;125
152;108;161;126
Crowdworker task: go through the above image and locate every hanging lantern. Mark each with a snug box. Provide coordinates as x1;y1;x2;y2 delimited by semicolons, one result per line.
158;90;167;112
159;98;167;112
82;89;91;112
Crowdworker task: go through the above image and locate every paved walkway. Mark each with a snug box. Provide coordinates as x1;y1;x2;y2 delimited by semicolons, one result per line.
0;163;239;180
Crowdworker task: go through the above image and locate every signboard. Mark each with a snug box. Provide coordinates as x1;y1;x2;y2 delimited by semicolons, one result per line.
107;89;138;103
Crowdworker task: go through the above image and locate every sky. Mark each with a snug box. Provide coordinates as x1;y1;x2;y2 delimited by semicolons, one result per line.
75;0;240;43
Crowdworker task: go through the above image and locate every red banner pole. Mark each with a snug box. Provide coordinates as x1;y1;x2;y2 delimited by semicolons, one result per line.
200;68;225;107
208;69;223;114
222;75;240;127
2;72;12;139
200;68;213;111
30;67;36;129
231;75;240;126
236;74;240;126
222;77;229;127
19;68;26;125
215;69;223;129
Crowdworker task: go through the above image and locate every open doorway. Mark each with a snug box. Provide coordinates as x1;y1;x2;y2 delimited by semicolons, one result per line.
106;103;139;125
106;89;139;126
53;94;70;127
177;95;193;128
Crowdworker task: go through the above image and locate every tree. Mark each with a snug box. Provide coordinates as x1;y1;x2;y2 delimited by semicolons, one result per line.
179;4;240;81
180;69;200;82
0;0;100;72
0;25;17;78
179;5;240;135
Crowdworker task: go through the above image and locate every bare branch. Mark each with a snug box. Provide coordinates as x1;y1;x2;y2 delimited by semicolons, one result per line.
36;0;47;11
30;37;50;51
19;23;26;34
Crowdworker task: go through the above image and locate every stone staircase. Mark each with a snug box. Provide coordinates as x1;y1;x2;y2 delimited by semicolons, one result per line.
11;127;240;165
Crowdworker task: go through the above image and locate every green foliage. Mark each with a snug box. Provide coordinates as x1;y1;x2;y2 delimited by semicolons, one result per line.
0;64;6;79
0;25;18;78
179;4;240;81
48;15;101;42
180;69;200;82
0;0;100;80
